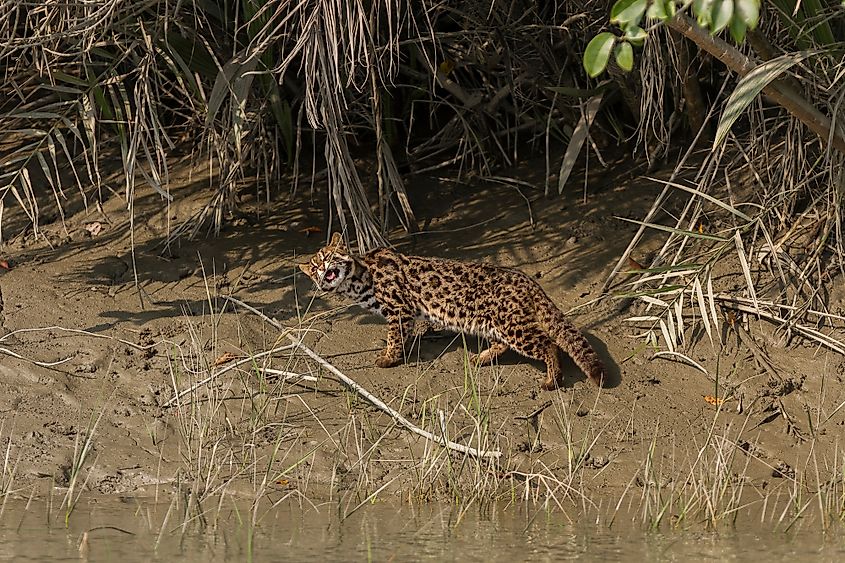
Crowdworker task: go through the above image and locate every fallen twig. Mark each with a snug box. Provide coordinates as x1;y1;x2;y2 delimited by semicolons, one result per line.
164;344;297;407
0;324;160;351
0;324;157;367
515;401;553;421
262;368;318;383
224;296;502;460
0;346;73;367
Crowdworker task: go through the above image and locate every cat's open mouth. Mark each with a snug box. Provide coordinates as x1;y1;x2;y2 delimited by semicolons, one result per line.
324;268;339;282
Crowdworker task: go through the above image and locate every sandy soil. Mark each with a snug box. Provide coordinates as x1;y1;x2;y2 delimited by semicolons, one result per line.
0;156;842;505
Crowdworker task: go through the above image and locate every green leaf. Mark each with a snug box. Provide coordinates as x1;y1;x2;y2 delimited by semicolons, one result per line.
646;0;669;20
735;0;760;29
164;32;218;79
729;13;748;43
52;71;89;87
694;0;715;27
583;33;617;78
802;0;835;45
710;0;734;34
625;26;648;47
610;0;648;27
615;42;634;71
713;52;811;150
91;84;114;121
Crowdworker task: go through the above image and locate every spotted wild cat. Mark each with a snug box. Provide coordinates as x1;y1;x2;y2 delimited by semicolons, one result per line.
299;233;605;390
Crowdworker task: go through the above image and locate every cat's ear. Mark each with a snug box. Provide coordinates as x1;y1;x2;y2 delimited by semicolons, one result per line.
329;232;345;249
298;262;312;276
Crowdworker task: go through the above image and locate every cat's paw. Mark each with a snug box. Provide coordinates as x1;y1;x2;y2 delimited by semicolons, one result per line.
540;378;562;391
469;352;492;366
375;352;402;368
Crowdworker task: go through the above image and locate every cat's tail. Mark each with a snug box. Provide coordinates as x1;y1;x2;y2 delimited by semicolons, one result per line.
538;299;606;387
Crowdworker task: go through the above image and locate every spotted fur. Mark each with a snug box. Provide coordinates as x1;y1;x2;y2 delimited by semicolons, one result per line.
299;233;606;390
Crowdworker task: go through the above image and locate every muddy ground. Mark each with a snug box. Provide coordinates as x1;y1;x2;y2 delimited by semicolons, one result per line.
0;156;843;508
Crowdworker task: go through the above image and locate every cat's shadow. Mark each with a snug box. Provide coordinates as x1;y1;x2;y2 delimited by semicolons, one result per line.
411;330;620;390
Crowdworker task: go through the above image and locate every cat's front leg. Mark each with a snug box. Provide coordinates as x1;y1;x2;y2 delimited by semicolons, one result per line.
376;312;414;368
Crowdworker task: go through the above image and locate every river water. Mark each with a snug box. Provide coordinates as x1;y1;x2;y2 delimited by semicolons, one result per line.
0;499;842;561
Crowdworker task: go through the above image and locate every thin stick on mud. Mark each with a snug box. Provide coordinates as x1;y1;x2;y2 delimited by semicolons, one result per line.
0;346;73;367
163;345;298;407
224;296;502;460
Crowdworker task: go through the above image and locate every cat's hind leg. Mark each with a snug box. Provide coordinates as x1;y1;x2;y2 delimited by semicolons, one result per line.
502;327;562;390
539;344;562;390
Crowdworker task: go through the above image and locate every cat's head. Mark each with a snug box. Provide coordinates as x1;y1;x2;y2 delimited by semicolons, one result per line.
299;232;355;291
